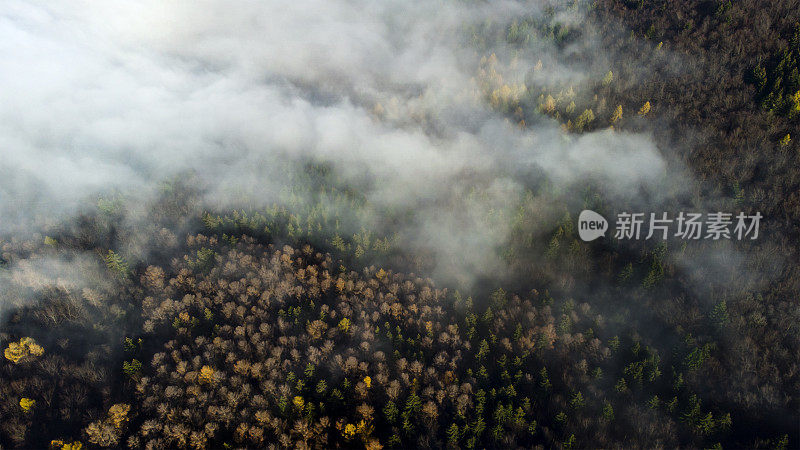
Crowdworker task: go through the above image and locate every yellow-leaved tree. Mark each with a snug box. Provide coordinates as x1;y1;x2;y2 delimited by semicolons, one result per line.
84;404;130;447
19;397;35;413
611;105;623;123
4;337;44;364
638;101;651;116
199;365;216;385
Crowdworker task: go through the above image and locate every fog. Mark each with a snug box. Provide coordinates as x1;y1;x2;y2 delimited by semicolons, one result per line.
0;0;674;283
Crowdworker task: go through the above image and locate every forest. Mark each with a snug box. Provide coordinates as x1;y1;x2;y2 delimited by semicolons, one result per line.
0;0;798;449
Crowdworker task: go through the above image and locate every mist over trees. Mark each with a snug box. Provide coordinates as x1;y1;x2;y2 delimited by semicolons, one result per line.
1;0;798;449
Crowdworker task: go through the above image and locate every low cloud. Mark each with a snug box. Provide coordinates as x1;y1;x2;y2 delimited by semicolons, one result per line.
0;0;675;282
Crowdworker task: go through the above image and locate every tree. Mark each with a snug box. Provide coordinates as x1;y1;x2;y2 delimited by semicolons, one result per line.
602;71;614;85
447;423;460;446
611;105;623;123
103;250;129;278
